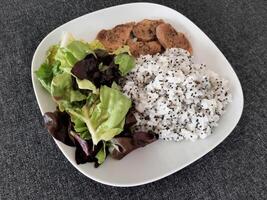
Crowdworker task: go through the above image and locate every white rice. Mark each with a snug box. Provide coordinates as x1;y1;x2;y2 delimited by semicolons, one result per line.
122;48;231;141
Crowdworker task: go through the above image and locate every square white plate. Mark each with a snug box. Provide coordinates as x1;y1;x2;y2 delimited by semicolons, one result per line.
32;3;243;187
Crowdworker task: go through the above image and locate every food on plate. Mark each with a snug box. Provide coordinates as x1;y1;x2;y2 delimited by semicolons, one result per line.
110;131;158;159
156;23;192;53
121;48;231;141
36;32;157;167
35;19;230;168
132;19;164;41
96;22;134;51
96;19;192;56
127;39;162;57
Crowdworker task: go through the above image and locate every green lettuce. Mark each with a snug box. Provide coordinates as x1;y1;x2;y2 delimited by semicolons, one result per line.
55;35;103;70
88;40;105;50
46;45;59;65
36;33;133;153
114;53;135;76
76;78;98;94
71;115;91;140
113;45;131;55
35;63;53;92
55;40;93;69
68;85;131;145
111;82;121;91
69;93;100;140
37;35;99;96
36;34;106;94
35;45;61;93
96;142;106;164
66;41;93;61
51;72;87;111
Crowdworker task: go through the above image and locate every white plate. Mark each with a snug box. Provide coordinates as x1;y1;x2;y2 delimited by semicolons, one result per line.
32;3;243;187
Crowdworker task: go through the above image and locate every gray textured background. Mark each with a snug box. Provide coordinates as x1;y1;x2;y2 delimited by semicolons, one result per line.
0;0;266;199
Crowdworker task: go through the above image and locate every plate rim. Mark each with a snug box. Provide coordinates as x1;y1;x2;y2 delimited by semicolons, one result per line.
31;2;244;187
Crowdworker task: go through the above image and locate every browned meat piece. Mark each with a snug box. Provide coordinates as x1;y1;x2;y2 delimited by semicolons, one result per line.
127;39;162;57
156;23;192;54
132;19;164;41
96;22;135;52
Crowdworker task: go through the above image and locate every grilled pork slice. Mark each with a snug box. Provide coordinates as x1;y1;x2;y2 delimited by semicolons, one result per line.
96;22;135;52
127;39;162;57
132;19;164;41
156;23;192;54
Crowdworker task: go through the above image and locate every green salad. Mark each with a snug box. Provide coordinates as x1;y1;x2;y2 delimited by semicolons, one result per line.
36;33;157;167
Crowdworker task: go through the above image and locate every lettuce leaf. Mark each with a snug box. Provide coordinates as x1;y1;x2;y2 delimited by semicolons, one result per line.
36;33;133;149
113;45;131;55
55;40;93;69
35;63;53;92
88;40;105;50
51;72;87;111
69;93;100;140
68;85;131;145
55;36;102;70
76;78;98;94
114;53;135;76
66;41;93;61
46;45;59;65
36;34;106;94
35;46;61;93
71;115;91;140
111;82;121;91
96;142;106;164
73;117;88;132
